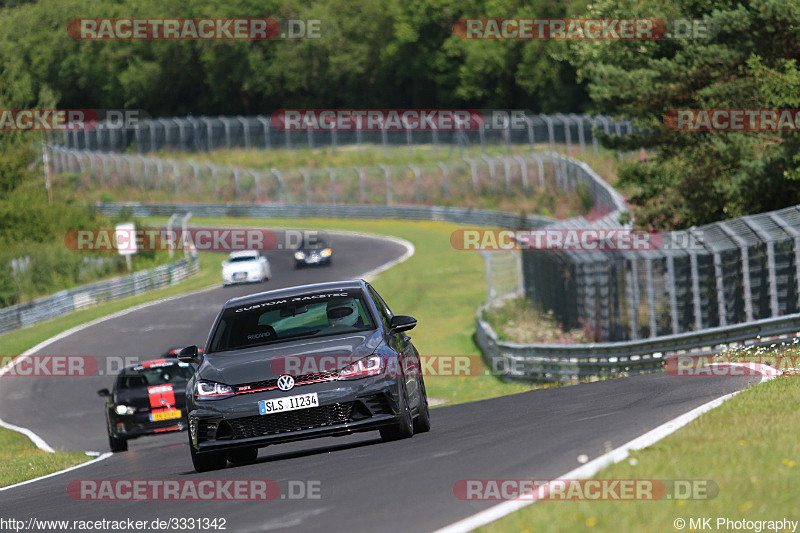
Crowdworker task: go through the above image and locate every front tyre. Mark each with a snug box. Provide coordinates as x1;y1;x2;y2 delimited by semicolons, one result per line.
190;440;227;472
413;375;431;433
108;433;128;452
380;388;414;442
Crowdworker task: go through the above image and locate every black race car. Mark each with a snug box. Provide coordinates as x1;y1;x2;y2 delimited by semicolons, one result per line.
179;279;430;472
293;236;333;268
97;358;195;452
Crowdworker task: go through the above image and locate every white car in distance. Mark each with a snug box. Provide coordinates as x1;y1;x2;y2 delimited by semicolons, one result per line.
221;250;271;286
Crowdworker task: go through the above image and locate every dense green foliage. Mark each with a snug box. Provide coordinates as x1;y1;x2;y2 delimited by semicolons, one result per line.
568;0;800;228
0;0;588;113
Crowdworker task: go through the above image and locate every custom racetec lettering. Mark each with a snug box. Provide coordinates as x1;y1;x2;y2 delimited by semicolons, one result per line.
234;293;348;312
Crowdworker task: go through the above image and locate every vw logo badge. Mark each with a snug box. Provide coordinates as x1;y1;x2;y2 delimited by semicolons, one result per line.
277;375;295;391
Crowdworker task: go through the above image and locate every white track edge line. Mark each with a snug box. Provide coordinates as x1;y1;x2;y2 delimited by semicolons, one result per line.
432;368;776;533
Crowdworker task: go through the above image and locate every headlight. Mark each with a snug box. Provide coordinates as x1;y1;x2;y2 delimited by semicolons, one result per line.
320;248;332;258
195;380;234;399
338;355;385;380
115;405;136;415
294;251;306;260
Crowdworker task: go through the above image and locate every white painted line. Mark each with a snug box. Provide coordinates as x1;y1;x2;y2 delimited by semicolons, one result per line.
0;452;112;492
433;371;776;533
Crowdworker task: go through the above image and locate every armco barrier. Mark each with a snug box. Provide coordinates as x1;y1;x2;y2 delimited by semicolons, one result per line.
93;202;552;229
476;300;800;382
0;257;199;336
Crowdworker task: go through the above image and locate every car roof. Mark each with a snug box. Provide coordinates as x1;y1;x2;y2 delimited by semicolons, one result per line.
228;250;260;258
222;280;367;309
120;358;185;372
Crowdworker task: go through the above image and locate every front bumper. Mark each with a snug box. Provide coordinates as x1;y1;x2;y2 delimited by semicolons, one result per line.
295;254;331;266
222;271;263;285
188;377;399;453
110;413;187;439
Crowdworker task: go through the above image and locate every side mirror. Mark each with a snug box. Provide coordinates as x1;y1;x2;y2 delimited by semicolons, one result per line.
97;388;110;397
221;260;228;267
389;315;417;334
178;345;200;364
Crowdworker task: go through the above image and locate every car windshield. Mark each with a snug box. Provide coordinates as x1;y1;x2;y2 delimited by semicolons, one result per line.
299;239;327;250
208;292;375;353
116;362;195;390
229;255;259;263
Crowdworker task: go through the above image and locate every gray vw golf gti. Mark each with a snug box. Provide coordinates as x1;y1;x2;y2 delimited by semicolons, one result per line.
179;280;430;472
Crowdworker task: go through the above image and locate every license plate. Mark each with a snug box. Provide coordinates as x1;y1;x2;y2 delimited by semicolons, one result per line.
233;272;247;280
259;392;319;415
150;409;182;422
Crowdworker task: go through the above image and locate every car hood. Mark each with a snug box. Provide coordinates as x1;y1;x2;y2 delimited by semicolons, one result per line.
198;330;383;385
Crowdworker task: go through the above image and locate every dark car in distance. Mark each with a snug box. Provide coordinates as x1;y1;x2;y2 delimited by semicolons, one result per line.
293;236;333;268
97;359;195;452
179;280;430;472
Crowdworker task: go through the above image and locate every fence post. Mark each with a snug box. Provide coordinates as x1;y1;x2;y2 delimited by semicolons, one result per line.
380;165;392;205
437;162;450;201
463;157;479;190
257;116;271;150
408;164;422;204
271;168;287;203
769;213;800;313
238;116;250;149
719;222;754;322
326;167;337;204
665;254;680;334
744;216;779;318
514;155;528;189
539;114;556;152
300;169;311;204
713;252;727;326
166;214;178;259
355;166;367;203
522;115;535;152
171;162;180;197
250;170;261;201
220;116;233;149
481;154;497;191
201;117;214;152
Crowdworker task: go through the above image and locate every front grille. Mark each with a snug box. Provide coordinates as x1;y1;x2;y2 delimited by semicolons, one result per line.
234;371;337;394
228;403;353;439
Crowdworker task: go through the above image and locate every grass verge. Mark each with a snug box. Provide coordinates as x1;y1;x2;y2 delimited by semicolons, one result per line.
477;372;800;532
0;429;90;488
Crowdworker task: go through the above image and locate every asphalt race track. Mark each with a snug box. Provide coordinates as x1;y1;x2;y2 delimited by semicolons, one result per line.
0;230;760;532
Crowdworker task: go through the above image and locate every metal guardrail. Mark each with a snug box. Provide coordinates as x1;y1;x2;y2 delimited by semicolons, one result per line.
93;202;552;229
476;301;800;382
0;257;199;336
